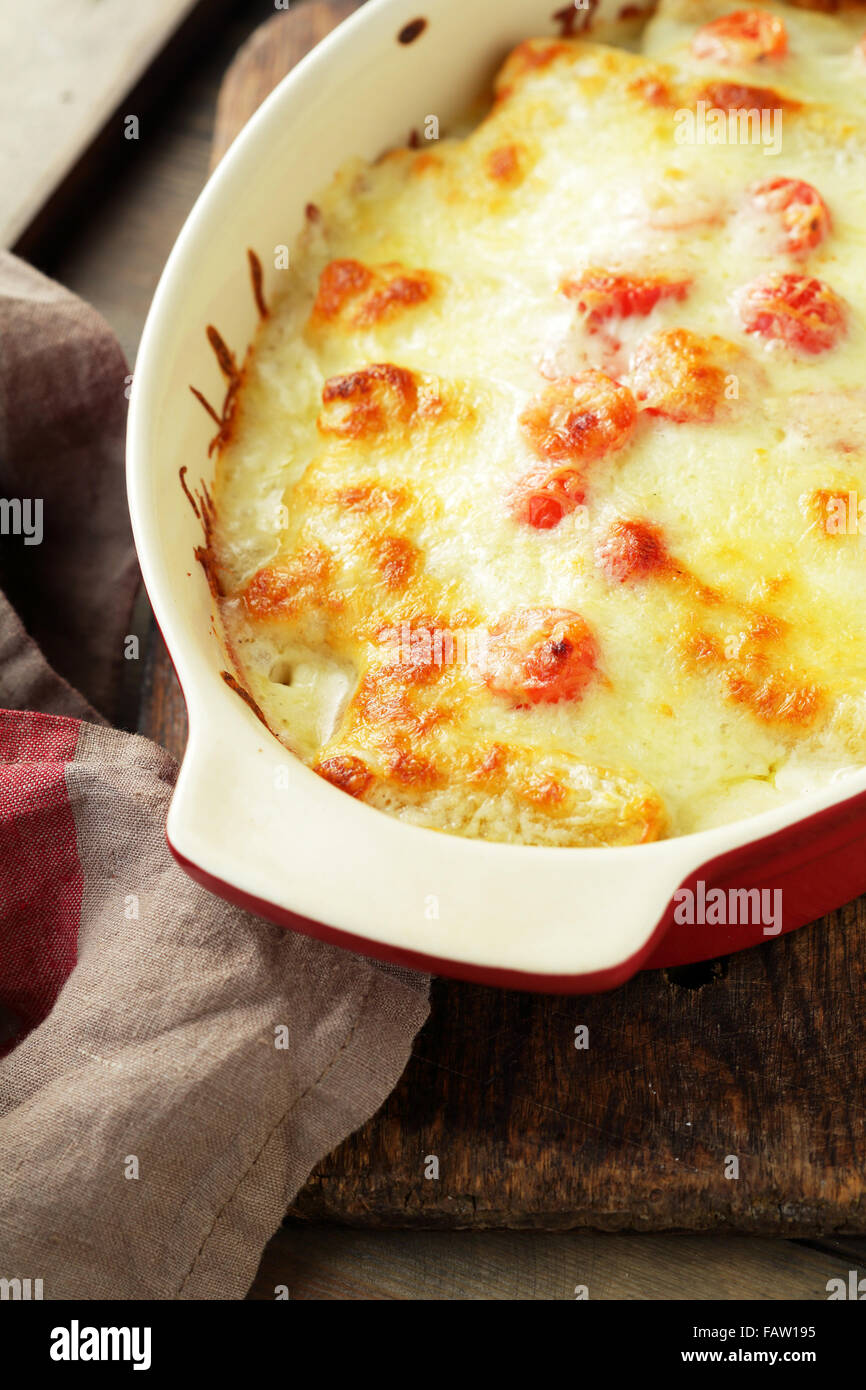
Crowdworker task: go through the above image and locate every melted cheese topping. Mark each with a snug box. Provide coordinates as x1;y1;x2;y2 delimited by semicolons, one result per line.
212;4;866;847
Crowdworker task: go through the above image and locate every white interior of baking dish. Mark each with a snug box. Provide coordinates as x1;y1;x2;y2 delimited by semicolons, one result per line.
127;0;866;977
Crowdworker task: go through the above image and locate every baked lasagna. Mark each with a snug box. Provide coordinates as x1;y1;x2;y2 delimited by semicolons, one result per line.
209;1;866;847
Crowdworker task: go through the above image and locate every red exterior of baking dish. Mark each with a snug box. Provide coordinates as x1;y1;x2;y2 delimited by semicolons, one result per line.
643;784;866;970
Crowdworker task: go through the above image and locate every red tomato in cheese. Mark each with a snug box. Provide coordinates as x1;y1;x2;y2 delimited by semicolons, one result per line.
507;466;585;529
735;273;845;354
479;608;599;706
519;371;637;464
750;177;831;256
561;270;691;326
690;10;788;65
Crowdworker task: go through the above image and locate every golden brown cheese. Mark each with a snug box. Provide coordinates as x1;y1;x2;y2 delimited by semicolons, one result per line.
309;259;437;330
210;5;866;845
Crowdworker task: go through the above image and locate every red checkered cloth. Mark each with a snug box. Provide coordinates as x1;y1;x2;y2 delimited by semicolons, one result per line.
0;253;429;1299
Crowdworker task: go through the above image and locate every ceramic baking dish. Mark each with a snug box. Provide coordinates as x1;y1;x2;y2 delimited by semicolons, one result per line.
126;0;866;991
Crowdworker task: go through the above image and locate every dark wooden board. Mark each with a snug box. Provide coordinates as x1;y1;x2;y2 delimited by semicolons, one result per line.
139;0;866;1234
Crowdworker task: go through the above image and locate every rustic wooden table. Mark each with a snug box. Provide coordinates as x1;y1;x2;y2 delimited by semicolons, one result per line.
24;0;866;1299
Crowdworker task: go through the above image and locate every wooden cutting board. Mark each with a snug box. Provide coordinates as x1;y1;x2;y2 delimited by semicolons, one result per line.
139;0;866;1233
